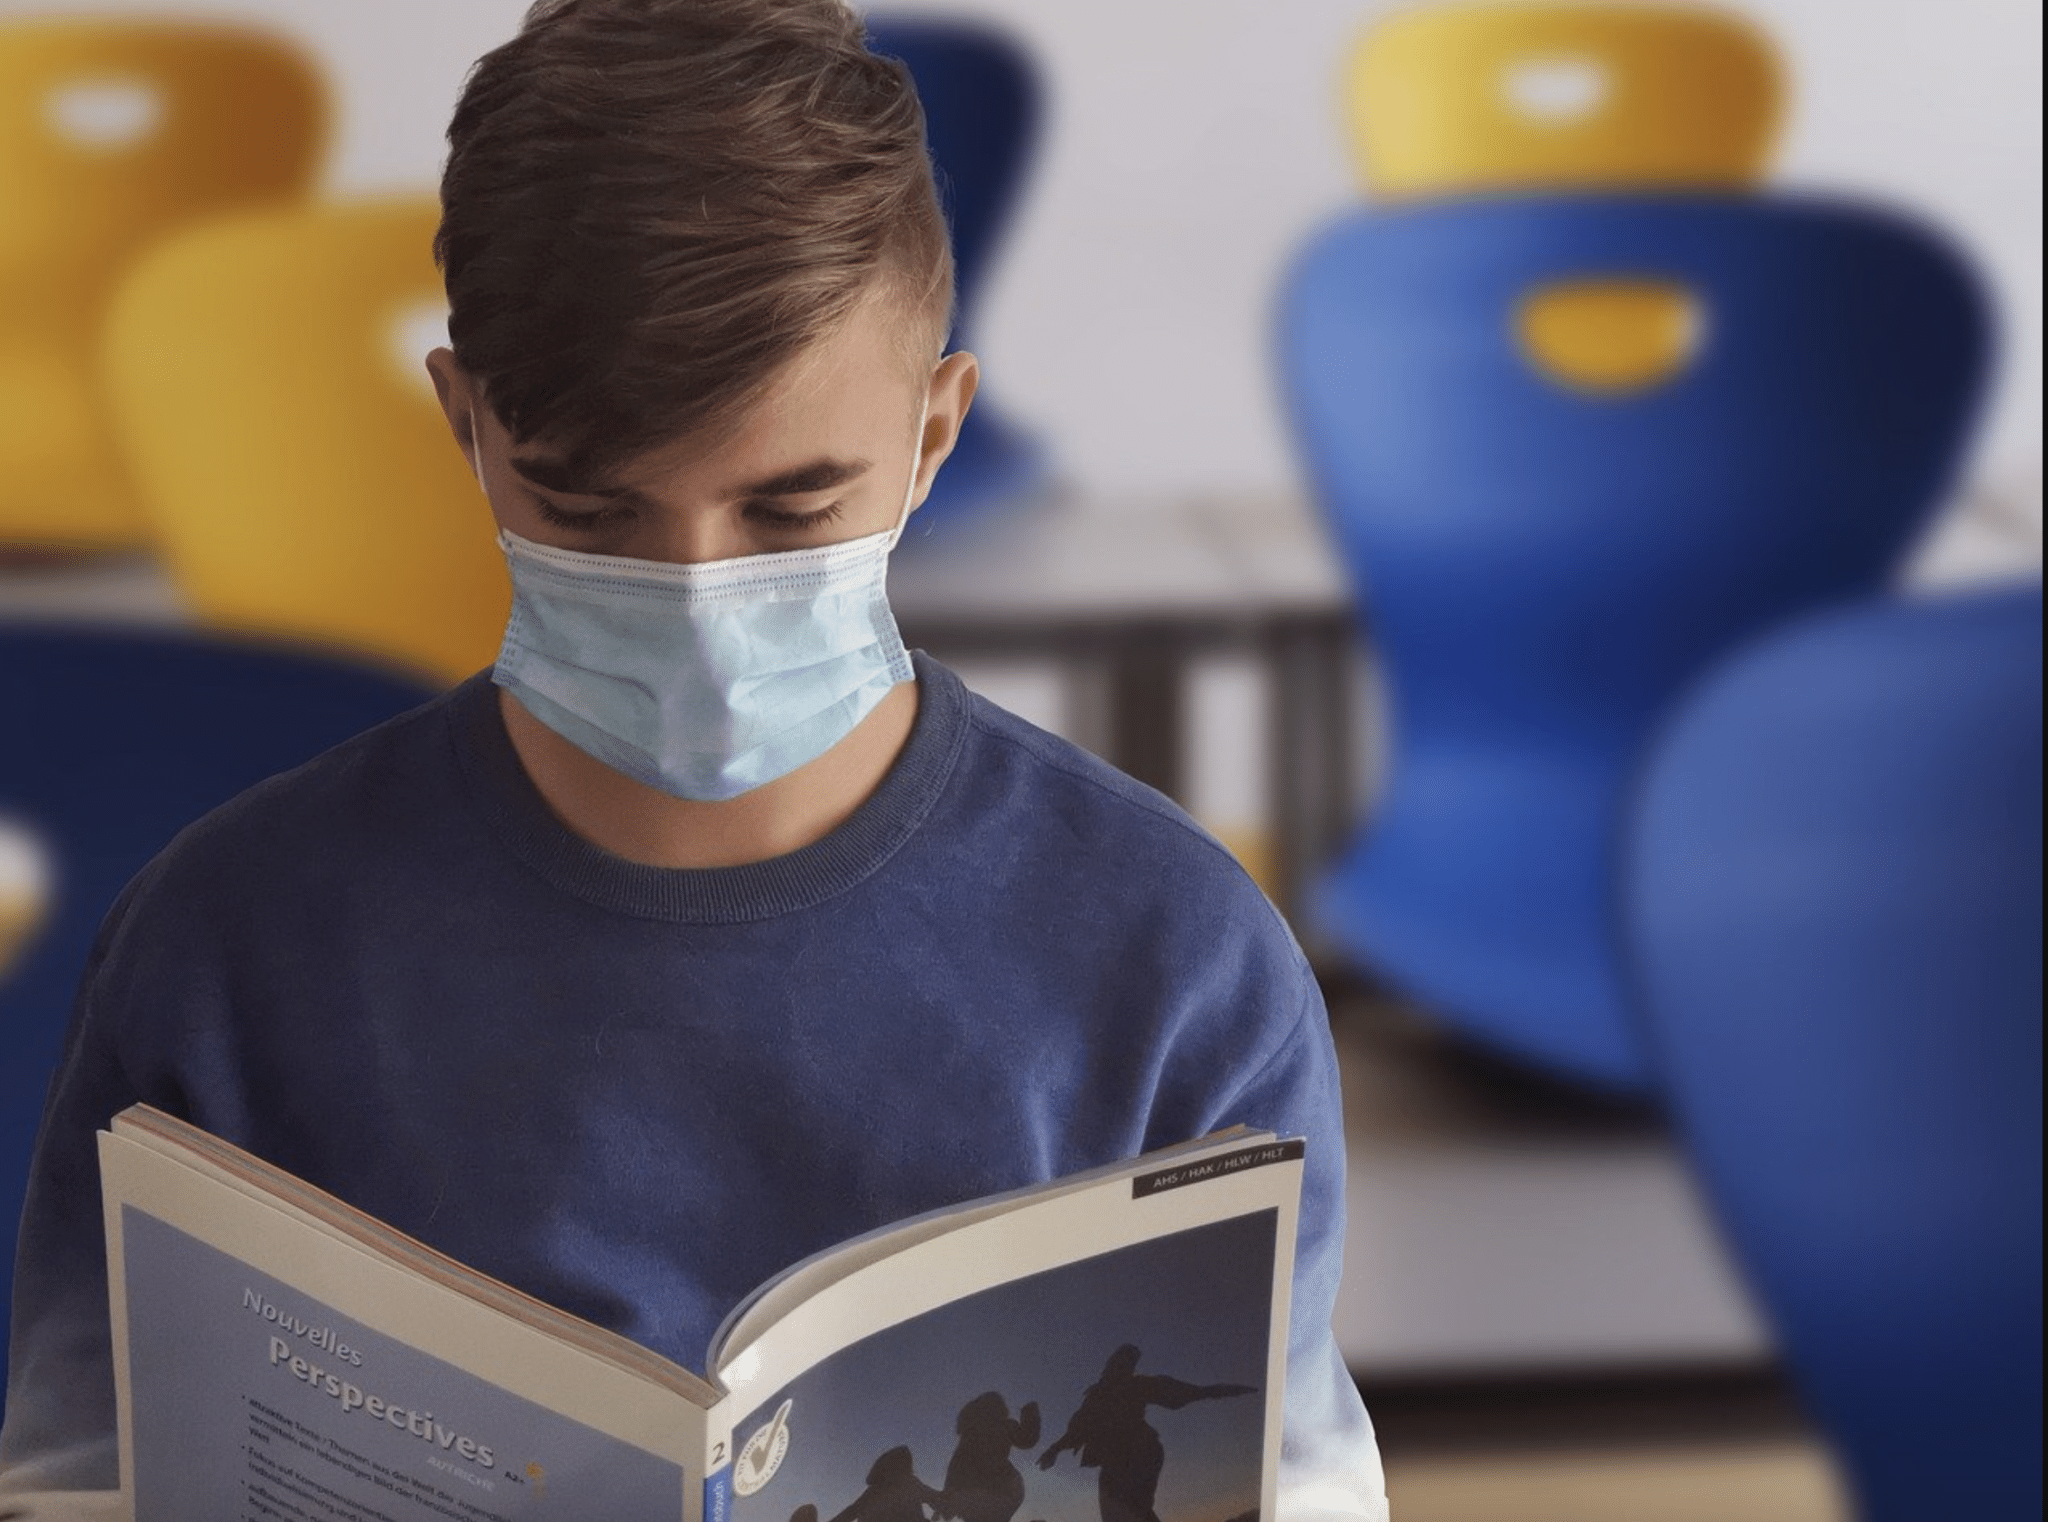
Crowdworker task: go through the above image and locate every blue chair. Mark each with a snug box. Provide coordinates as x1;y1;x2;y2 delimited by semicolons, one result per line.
1626;586;2042;1521
867;15;1049;534
0;626;435;1420
1278;194;1990;1089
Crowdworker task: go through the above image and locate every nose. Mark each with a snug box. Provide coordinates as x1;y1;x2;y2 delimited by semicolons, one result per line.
634;506;753;566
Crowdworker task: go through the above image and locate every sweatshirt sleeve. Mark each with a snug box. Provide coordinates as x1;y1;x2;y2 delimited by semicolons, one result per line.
1;888;151;1504
1211;956;1391;1522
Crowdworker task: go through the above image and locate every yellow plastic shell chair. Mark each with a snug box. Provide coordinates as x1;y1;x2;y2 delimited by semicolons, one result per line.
0;19;324;551
1347;2;1785;198
102;199;508;686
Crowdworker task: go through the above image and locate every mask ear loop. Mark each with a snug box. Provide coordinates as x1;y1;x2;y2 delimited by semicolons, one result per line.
885;394;933;551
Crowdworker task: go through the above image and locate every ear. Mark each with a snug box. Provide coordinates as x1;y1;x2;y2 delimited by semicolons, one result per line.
908;351;980;512
424;347;483;481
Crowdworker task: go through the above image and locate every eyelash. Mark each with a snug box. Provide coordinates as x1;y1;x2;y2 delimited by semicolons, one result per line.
532;498;627;531
527;498;846;531
744;499;845;528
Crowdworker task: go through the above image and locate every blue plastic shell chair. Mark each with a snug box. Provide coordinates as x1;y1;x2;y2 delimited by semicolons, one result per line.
1626;585;2043;1522
1278;194;1991;1090
866;15;1048;535
0;626;435;1421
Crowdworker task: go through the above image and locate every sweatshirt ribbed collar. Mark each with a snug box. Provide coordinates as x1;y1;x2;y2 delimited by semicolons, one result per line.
447;652;967;923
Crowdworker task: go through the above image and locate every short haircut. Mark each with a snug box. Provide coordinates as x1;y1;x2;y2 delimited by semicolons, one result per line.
435;0;954;478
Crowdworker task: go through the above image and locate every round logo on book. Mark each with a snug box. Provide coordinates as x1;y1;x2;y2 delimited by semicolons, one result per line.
733;1398;794;1496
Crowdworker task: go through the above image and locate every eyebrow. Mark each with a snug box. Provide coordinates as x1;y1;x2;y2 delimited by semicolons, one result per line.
508;455;873;503
508;456;649;504
724;458;873;500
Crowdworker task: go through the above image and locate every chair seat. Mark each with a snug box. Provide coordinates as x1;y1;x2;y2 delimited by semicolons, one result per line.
1316;752;1643;1085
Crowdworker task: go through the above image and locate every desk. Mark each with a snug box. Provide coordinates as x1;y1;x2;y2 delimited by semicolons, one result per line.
1;496;1369;925
891;489;1363;925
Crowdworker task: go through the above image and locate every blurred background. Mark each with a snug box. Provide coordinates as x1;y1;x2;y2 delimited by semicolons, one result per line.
1;2;2040;1519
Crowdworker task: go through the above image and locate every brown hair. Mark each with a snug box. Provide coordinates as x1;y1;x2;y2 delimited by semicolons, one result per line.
435;0;953;478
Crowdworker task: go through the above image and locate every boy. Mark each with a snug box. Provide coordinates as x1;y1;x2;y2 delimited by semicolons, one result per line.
0;2;1387;1516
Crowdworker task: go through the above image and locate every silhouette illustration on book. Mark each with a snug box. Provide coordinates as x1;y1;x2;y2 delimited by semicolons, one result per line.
1037;1343;1258;1522
940;1390;1042;1522
791;1443;947;1522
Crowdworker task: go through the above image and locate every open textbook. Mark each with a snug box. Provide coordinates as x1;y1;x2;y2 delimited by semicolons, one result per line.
99;1105;1305;1522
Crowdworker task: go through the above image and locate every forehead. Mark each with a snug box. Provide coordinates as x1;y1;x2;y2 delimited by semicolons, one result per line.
503;293;927;490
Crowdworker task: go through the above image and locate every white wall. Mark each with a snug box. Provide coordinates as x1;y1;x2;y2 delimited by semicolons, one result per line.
960;0;2045;511
7;0;2041;509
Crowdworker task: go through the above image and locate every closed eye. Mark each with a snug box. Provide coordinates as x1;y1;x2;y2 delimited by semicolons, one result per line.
530;495;631;531
742;499;846;529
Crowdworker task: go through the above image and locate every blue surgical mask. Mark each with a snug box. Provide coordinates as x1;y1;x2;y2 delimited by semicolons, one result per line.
490;419;924;801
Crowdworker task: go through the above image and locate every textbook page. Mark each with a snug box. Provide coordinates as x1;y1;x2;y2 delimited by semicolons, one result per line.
708;1126;1268;1358
709;1134;1305;1522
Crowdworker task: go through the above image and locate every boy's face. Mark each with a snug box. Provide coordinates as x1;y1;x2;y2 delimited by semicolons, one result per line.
427;293;976;566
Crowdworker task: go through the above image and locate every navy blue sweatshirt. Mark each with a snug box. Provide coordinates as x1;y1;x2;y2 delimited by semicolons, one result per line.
1;656;1384;1518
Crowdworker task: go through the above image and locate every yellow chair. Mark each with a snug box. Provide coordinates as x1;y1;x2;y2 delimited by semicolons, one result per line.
0;816;52;986
1347;2;1785;198
0;19;324;551
101;199;508;685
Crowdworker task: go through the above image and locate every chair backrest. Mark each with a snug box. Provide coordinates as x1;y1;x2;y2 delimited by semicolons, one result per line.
864;14;1039;355
865;15;1048;531
0;19;324;551
1347;1;1783;198
0;625;436;1423
1282;196;1989;712
1627;586;2043;1522
101;198;506;685
1279;194;1989;1085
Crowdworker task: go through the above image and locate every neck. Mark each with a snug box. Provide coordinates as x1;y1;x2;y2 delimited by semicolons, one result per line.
498;680;920;869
